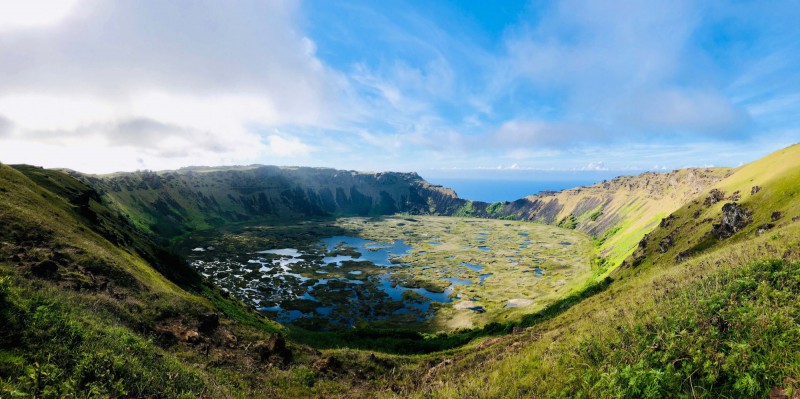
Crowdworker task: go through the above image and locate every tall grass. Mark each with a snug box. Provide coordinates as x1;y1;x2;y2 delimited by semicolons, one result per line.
0;275;205;398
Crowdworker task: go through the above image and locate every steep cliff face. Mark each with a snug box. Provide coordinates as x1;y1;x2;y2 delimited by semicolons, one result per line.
68;165;463;239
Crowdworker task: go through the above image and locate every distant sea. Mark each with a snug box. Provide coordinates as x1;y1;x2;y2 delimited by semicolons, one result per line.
426;178;602;203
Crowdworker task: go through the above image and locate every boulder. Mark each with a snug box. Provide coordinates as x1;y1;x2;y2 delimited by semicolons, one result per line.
198;313;219;333
772;211;783;221
711;203;752;240
757;223;775;235
255;333;292;365
704;189;726;206
658;236;673;253
155;330;178;347
751;185;761;195
30;260;59;279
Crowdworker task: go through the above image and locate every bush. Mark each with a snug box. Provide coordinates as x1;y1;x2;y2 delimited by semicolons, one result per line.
569;259;800;398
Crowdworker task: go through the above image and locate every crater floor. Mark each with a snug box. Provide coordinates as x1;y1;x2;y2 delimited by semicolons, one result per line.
180;216;595;331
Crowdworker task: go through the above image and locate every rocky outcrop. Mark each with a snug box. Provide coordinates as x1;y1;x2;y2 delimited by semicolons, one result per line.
756;224;775;235
658;236;673;253
30;259;59;278
712;203;752;239
198;313;220;333
704;189;726;206
254;333;292;365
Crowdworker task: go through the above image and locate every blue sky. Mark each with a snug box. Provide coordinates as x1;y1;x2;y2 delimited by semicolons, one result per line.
0;0;798;176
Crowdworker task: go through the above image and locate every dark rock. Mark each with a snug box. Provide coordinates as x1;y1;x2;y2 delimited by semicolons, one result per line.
31;260;59;278
11;254;21;262
198;313;220;333
704;189;726;206
676;251;690;263
313;356;342;373
255;333;292;365
727;190;741;201
771;211;783;221
756;223;775;235
751;186;761;195
512;326;524;334
155;330;178;347
711;203;752;240
794;216;800;223
658;236;673;253
637;234;649;250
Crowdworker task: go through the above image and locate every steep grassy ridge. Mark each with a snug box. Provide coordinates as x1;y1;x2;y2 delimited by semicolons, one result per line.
0;164;326;397
626;143;800;272
410;145;800;398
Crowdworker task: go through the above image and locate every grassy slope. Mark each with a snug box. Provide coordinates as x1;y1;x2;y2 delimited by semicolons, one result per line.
2;143;796;398
626;143;800;271
518;168;732;269
0;164;355;398
409;144;800;398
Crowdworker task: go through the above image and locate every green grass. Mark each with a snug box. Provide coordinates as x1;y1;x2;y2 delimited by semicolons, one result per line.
559;259;800;398
0;275;205;398
1;145;799;398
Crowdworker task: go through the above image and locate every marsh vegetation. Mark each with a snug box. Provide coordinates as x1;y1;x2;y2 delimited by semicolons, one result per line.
179;216;594;331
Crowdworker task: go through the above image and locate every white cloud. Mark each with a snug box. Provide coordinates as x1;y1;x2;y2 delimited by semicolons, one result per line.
0;0;79;31
619;89;751;136
0;0;347;172
582;161;607;171
0;114;13;137
491;120;597;148
265;134;313;157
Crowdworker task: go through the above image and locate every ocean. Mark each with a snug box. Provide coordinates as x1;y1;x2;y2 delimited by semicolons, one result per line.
425;178;602;203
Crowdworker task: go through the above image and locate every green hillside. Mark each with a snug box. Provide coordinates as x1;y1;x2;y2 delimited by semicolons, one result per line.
0;164;341;398
625;143;800;272
2;144;799;398
412;144;800;398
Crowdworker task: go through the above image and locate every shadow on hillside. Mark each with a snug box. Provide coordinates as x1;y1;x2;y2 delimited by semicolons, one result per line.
289;276;614;354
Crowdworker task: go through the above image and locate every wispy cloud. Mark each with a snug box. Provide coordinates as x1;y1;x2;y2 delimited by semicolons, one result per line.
0;0;797;174
0;0;340;171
